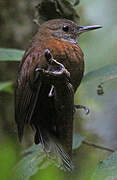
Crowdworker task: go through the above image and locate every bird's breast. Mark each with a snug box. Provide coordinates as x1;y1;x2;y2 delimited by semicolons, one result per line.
43;38;84;91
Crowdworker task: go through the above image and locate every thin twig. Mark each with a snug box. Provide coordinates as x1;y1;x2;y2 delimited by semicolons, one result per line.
82;140;115;153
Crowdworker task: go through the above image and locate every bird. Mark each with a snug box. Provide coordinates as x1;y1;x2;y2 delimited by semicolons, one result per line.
15;19;102;171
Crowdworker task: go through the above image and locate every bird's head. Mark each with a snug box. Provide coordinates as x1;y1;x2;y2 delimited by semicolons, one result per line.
39;19;102;44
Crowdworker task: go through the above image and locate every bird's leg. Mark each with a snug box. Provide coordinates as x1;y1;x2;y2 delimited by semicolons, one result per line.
35;49;72;99
45;49;65;70
44;49;70;80
36;49;70;81
74;105;90;115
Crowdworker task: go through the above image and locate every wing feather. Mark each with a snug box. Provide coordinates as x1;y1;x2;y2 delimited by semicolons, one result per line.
15;47;43;141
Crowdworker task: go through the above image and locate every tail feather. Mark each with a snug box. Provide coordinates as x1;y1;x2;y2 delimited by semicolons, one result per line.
34;129;74;171
55;142;74;171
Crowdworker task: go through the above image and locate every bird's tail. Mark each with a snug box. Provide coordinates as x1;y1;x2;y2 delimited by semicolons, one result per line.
34;128;74;171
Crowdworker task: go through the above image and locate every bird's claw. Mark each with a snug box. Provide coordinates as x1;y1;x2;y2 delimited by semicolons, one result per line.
45;49;52;64
48;85;54;97
35;67;45;73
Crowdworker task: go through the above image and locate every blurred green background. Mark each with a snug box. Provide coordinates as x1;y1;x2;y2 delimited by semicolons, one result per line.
0;0;117;179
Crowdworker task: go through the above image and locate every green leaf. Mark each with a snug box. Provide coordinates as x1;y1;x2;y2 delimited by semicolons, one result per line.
15;144;64;180
0;81;13;93
92;151;117;180
15;144;47;180
72;133;85;150
15;133;84;180
70;0;80;6
83;63;117;84
56;0;80;22
0;48;24;61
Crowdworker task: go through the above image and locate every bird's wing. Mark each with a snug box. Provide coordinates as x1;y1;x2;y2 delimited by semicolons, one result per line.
15;47;45;141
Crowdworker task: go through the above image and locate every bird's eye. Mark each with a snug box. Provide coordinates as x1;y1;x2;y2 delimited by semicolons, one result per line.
62;25;69;32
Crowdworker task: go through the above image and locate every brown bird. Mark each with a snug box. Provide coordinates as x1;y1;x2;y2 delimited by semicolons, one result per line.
15;19;102;170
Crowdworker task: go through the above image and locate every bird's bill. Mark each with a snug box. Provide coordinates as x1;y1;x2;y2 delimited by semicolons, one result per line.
78;25;102;34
